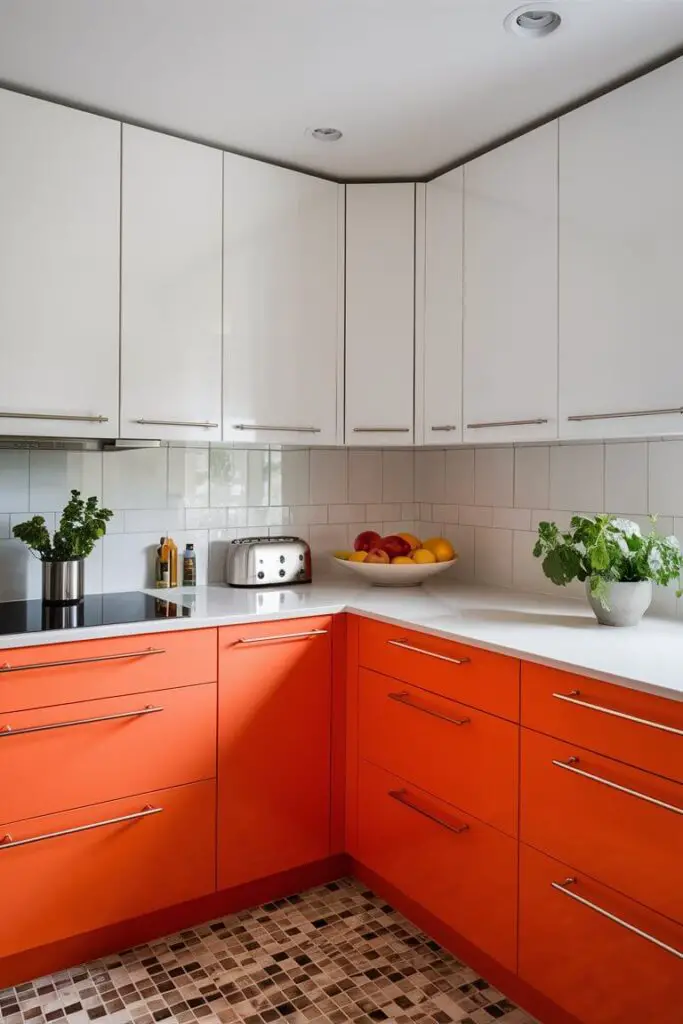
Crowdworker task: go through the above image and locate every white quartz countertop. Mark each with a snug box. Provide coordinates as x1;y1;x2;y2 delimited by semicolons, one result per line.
1;579;682;702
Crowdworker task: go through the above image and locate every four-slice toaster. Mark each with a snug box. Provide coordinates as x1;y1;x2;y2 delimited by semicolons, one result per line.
225;536;312;587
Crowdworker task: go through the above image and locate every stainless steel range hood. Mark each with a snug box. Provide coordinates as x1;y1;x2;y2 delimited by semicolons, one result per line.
0;436;162;452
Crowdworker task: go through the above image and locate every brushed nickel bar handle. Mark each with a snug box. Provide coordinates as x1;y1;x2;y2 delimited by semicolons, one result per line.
552;757;683;816
568;407;683;423
0;411;109;423
352;427;411;433
237;629;328;645
0;805;162;851
389;691;470;727
389;789;469;835
0;647;166;674
387;638;470;666
134;418;218;429
466;418;548;429
430;425;457;432
552;878;683;959
0;705;164;739
552;689;683;737
233;424;321;433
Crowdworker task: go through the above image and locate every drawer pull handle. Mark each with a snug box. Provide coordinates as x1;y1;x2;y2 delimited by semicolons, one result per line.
0;647;165;674
234;424;321;433
389;789;469;835
387;639;470;666
466;418;548;429
0;705;163;739
237;629;328;645
553;757;683;816
430;425;457;432
0;805;162;851
0;411;109;423
134;418;218;429
352;427;411;433
389;691;470;727
551;689;683;737
552;878;683;960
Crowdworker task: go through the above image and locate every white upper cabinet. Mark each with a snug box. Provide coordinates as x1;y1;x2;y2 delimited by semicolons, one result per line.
462;122;558;444
222;156;344;446
0;90;120;438
120;126;223;441
559;58;683;439
346;184;415;446
418;170;463;445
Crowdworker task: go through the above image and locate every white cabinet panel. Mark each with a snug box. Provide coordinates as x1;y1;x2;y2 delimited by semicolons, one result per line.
0;90;120;438
345;184;415;446
120;126;222;441
463;123;558;444
419;169;463;445
222;156;343;446
559;58;683;439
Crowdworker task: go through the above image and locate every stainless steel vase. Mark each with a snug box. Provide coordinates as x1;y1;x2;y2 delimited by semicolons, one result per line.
42;559;85;604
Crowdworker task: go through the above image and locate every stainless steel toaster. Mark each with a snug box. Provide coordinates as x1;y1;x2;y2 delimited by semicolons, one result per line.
225;536;312;587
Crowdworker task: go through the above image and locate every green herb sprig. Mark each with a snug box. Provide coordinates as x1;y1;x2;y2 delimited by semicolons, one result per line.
13;490;114;561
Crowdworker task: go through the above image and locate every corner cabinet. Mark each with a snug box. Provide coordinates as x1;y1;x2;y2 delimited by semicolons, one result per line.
222;157;344;446
0;89;120;438
120;126;223;442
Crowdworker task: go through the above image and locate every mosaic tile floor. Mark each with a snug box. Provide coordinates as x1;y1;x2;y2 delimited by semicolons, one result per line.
0;878;536;1024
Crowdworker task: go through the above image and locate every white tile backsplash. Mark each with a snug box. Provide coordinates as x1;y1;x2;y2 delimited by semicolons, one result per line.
103;447;168;510
310;449;348;505
29;450;102;511
649;440;683;517
348;450;382;504
549;444;604;513
605;443;648;516
445;449;475;506
382;450;414;503
514;447;549;510
415;450;446;504
475;527;513;587
474;448;514;508
209;448;248;508
167;447;209;509
0;451;29;513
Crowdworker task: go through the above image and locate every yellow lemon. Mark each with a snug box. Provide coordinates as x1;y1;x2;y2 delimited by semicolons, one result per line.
412;548;437;564
396;532;421;552
391;555;415;565
348;550;369;562
422;537;455;562
333;550;352;560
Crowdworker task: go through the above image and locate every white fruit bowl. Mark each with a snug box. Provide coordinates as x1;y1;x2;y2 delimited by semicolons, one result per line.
333;557;457;587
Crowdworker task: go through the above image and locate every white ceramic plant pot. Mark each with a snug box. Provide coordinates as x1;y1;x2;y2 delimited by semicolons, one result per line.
585;579;653;627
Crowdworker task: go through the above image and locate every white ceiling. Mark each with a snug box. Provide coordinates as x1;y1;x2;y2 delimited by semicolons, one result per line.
1;0;683;178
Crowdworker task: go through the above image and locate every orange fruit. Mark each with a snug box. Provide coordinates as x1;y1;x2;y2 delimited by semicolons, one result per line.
333;550;352;560
422;537;455;563
391;555;415;565
348;550;368;562
412;548;436;564
396;532;421;552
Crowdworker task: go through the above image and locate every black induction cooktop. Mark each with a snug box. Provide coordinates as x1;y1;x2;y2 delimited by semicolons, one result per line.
0;592;193;636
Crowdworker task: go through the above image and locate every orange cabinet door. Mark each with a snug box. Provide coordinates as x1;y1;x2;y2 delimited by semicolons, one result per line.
521;728;683;924
0;779;216;958
0;683;216;825
519;843;683;1024
521;662;683;783
358;668;518;836
217;617;332;889
356;760;518;973
357;617;520;721
0;628;218;713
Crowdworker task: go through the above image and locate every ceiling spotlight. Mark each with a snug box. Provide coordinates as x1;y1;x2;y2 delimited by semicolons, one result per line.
504;8;562;38
310;127;343;142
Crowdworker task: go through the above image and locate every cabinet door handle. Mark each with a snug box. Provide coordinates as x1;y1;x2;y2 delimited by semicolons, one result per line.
567;406;683;423
134;418;218;429
233;424;321;433
552;878;683;960
236;628;328;645
552;689;683;737
352;427;411;433
0;705;163;739
552;757;683;816
0;647;165;674
387;638;470;665
0;805;162;851
388;691;470;726
430;425;457;432
389;789;469;835
466;418;548;429
0;411;109;423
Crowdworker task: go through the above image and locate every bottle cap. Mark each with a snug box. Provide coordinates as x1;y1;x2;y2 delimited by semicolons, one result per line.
187;543;194;550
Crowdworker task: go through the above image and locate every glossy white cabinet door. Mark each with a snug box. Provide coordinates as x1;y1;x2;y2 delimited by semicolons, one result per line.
419;169;463;445
120;126;222;441
222;155;344;446
0;90;120;438
560;59;683;439
463;122;558;444
346;184;415;446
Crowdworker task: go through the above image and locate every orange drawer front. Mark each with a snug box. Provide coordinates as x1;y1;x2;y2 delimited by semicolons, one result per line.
0;682;217;825
357;760;518;973
358;668;518;836
0;628;218;714
0;779;216;958
521;729;683;925
521;662;683;784
519;843;683;1024
357;617;519;721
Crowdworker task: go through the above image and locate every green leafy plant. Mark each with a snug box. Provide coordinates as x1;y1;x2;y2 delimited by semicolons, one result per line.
533;515;683;608
13;490;114;562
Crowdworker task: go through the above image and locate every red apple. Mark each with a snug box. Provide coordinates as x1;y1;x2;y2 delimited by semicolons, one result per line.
379;535;412;558
365;548;390;564
354;530;382;552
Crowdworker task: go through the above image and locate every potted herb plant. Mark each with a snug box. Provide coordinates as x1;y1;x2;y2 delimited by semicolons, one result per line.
533;515;682;626
13;490;114;604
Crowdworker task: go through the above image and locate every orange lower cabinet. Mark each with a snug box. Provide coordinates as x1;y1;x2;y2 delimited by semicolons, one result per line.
0;780;216;958
519;844;683;1024
356;760;518;973
217;617;332;889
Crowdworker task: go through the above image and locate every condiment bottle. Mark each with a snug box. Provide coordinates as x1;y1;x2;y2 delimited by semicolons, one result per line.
182;543;197;586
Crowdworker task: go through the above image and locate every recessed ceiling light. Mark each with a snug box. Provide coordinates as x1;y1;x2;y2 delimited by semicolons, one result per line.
310;127;343;142
504;7;562;38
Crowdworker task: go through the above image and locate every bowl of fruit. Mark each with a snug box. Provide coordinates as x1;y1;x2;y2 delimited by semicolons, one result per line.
334;531;457;587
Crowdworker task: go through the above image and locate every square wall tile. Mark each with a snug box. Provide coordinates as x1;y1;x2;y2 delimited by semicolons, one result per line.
167;447;209;509
366;503;401;522
514;447;549;509
415;450;446;504
209;448;248;507
101;533;161;591
308;523;349;555
459;505;493;527
103;447;168;510
185;508;228;530
445;449;475;506
441;523;474;582
328;504;363;524
549;444;604;513
208;528;237;583
310;449;348;505
0;538;42;600
475;527;513;586
493;507;531;531
0;451;29;513
382;450;414;503
474;449;513;508
124;508;185;534
247;449;270;506
348;451;382;504
29;451;102;512
649;440;683;517
604;443;648;516
270;449;310;507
